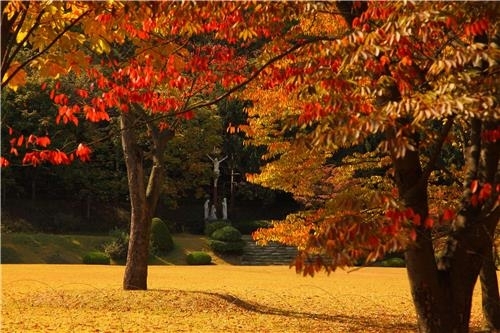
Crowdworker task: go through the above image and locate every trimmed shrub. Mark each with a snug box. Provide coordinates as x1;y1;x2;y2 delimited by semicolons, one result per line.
204;220;231;236
378;258;406;267
150;217;174;254
233;220;271;235
211;226;242;242
208;239;246;254
186;251;212;265
104;229;129;261
83;252;110;265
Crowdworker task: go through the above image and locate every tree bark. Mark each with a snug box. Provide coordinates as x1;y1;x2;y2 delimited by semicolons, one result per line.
121;105;173;290
388;131;451;332
439;119;500;333
121;111;151;290
480;246;500;331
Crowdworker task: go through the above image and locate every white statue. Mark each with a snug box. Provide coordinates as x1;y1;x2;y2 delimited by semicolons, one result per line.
222;198;228;220
209;204;217;220
207;154;228;178
204;199;210;220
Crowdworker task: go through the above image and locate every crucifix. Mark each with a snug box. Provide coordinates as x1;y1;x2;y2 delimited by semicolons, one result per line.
207;152;227;213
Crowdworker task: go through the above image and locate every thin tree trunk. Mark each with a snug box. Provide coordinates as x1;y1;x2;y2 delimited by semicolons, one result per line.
121;105;173;291
121;112;151;290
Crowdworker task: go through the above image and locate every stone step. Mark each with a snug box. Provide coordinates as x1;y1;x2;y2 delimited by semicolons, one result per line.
241;235;298;266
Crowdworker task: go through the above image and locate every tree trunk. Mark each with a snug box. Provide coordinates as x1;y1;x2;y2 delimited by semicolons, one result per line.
438;119;500;333
388;134;452;332
121;112;151;290
480;246;500;331
121;106;173;290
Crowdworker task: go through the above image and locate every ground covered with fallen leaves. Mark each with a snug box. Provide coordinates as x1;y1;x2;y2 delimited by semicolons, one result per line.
1;265;490;332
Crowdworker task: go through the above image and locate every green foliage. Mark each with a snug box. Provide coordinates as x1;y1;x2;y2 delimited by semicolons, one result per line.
204;220;231;236
82;252;110;265
233;220;271;235
0;246;21;263
211;226;242;242
150;218;174;254
186;251;212;265
104;229;129;261
162;108;223;209
208;239;246;254
0;214;35;233
376;258;406;268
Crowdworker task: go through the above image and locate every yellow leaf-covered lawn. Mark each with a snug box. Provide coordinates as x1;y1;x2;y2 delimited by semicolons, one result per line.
1;265;490;332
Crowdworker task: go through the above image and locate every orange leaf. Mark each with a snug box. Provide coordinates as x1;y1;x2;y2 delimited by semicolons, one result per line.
36;136;51;148
380;55;390;66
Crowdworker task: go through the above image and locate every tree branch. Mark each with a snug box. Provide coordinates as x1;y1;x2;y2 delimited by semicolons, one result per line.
1;8;91;89
421;115;456;182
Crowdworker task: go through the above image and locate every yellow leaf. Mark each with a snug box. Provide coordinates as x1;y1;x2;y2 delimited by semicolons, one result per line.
16;30;28;43
98;38;111;54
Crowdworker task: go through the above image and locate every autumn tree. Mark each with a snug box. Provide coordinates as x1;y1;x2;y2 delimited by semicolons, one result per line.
242;2;499;333
1;1;299;290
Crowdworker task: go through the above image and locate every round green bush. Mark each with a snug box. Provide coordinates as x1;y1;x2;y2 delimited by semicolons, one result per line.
379;257;406;267
204;220;231;236
211;225;242;242
233;220;271;235
151;217;174;254
208;239;246;254
186;251;212;265
83;252;110;265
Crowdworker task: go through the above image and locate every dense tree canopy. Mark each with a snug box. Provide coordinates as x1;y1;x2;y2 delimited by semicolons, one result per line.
1;1;498;332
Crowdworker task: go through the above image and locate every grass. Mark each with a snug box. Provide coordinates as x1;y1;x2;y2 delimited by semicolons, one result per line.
1;265;492;332
1;233;235;265
1;233;112;264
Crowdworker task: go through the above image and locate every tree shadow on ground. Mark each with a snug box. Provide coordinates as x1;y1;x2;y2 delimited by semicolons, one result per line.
180;290;417;332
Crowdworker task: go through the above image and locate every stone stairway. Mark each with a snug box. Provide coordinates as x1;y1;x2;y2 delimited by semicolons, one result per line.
240;235;298;265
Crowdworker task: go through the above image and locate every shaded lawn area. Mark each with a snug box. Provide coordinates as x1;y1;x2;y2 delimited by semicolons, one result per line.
2;265;492;332
1;233;234;265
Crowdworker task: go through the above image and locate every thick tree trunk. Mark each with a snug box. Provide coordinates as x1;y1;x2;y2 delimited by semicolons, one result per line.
480;246;500;331
389;138;452;332
438;119;500;333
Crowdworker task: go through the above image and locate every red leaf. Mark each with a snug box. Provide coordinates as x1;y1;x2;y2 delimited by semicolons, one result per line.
471;194;479;207
442;209;455;221
479;183;492;201
470;179;479;193
0;157;10;167
412;214;421;226
16;135;24;147
424;218;434;229
409;229;417;242
76;143;91;162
